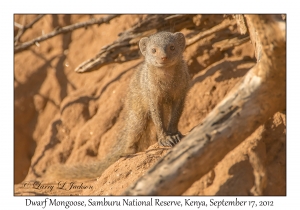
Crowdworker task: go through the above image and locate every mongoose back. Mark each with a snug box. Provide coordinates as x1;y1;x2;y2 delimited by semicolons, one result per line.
46;32;190;179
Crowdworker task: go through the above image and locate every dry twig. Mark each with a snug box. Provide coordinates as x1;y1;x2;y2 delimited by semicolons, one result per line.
14;14;45;45
14;14;120;53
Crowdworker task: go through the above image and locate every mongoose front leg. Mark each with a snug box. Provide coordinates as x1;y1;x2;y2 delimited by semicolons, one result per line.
149;96;172;147
164;98;185;145
149;100;182;147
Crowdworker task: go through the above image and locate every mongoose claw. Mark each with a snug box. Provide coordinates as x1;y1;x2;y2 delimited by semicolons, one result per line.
159;138;174;147
159;132;182;147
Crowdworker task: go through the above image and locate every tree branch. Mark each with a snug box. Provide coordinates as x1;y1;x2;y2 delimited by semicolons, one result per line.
14;14;120;54
75;15;196;73
186;18;233;46
14;15;45;44
74;15;234;73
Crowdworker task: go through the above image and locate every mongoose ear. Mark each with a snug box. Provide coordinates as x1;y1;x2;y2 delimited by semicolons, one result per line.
139;37;149;56
174;32;186;52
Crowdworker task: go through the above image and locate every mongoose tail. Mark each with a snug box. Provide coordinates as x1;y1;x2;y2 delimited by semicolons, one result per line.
46;145;124;179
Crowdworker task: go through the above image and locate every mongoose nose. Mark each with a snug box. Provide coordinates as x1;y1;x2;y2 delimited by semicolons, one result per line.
161;56;167;61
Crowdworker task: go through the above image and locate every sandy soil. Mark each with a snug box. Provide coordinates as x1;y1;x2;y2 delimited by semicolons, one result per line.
14;14;286;196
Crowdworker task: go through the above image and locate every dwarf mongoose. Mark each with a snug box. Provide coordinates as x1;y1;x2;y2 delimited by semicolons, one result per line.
47;31;190;179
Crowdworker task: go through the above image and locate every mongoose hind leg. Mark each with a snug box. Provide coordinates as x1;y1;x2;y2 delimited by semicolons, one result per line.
121;108;150;155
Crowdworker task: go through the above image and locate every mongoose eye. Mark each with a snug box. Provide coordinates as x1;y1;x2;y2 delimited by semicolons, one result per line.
152;48;156;53
170;46;175;51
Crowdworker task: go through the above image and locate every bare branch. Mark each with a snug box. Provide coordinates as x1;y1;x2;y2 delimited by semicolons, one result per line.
74;15;195;73
14;22;24;29
14;15;45;44
14;14;120;54
25;14;45;29
186;18;233;46
123;15;286;195
75;14;232;73
234;14;248;34
212;36;250;51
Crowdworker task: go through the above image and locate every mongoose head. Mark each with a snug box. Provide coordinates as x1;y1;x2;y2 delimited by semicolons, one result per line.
139;32;186;68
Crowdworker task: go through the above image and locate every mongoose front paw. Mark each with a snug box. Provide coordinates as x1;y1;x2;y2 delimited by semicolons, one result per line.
159;132;182;147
